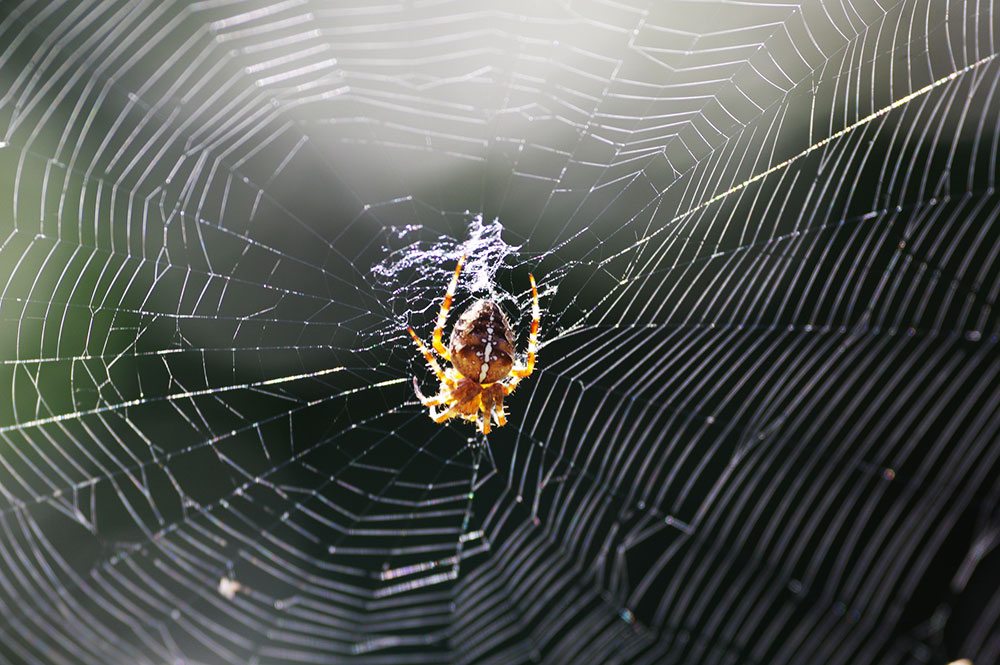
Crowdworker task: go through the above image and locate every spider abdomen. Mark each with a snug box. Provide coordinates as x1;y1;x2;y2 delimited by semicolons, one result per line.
449;299;515;384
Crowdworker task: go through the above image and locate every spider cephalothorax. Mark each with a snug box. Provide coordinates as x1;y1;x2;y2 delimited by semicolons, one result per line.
407;256;539;435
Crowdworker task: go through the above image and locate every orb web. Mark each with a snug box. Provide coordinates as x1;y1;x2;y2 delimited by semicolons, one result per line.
371;213;532;328
0;1;997;664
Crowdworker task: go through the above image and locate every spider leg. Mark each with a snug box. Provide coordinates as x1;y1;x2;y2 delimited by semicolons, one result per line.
413;377;448;406
479;386;510;434
431;404;462;424
429;391;481;425
479;391;496;435
494;393;508;427
413;376;429;401
511;273;540;379
432;255;466;361
480;407;491;435
408;327;449;384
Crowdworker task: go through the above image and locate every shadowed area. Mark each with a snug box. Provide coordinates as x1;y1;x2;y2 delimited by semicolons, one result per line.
0;1;997;664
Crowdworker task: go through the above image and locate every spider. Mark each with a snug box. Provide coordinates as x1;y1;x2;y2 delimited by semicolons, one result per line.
407;256;540;435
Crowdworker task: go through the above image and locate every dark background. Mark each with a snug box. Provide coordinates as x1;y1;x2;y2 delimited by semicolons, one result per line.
0;1;997;664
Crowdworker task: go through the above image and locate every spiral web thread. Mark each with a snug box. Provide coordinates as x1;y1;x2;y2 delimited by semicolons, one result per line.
0;1;997;664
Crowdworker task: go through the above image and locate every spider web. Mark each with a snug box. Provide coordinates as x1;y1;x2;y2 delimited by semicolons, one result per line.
0;1;998;664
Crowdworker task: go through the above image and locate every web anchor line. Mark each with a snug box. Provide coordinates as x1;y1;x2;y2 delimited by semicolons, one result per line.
600;53;999;268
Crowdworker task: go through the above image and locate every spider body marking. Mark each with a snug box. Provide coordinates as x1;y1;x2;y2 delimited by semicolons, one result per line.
407;256;540;435
449;299;515;384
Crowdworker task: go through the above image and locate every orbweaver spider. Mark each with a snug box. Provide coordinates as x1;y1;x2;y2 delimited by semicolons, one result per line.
407;256;540;435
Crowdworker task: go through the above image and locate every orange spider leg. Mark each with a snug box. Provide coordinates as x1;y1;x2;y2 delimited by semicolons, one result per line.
412;377;448;406
479;390;496;435
431;405;461;424
506;274;540;392
487;398;506;429
494;393;508;427
408;327;449;385
432;255;466;361
479;386;509;434
436;392;483;425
